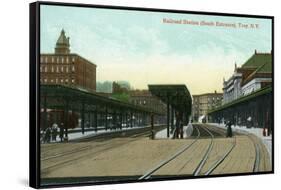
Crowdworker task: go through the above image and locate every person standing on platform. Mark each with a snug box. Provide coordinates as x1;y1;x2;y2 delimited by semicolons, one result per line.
226;121;233;137
45;127;51;143
52;123;58;142
175;111;183;139
59;123;64;142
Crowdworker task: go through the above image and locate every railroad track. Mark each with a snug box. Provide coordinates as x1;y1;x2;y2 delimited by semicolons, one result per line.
42;130;152;160
194;125;237;176
139;124;237;180
41;125;165;156
138;126;201;180
193;125;214;176
247;134;261;172
41;126;165;176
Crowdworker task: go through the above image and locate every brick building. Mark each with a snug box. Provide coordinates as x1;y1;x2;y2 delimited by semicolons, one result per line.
192;91;223;122
40;29;97;91
129;90;167;114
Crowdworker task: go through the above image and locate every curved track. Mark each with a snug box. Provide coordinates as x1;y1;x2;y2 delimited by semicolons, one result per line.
193;125;214;176
139;124;237;180
138;126;201;180
247;134;261;172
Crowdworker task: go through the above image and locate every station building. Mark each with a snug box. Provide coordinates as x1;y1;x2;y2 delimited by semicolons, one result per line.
223;50;272;104
40;29;97;92
209;50;272;133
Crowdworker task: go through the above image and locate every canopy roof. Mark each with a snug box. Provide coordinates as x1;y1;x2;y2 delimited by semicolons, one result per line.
41;84;163;115
208;86;272;114
148;84;192;115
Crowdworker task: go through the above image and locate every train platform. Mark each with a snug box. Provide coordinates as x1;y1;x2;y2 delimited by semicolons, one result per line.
155;123;193;139
47;125;151;143
208;123;272;162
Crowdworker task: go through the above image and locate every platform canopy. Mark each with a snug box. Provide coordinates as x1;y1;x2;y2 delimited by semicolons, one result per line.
40;84;163;115
148;84;192;116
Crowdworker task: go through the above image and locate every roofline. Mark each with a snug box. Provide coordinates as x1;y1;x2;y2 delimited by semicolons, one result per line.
193;93;223;97
208;86;272;114
241;51;272;68
41;84;162;114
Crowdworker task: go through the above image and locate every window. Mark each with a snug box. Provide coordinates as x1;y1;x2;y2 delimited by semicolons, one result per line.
56;78;58;83
66;66;69;73
51;57;54;63
50;79;54;83
72;66;75;72
40;66;42;72
56;66;59;73
61;66;64;72
66;57;69;63
45;57;48;63
62;57;64;63
44;78;47;82
57;57;60;63
40;57;43;63
71;79;75;83
60;79;64;83
44;66;48;72
72;57;75;62
51;66;54;73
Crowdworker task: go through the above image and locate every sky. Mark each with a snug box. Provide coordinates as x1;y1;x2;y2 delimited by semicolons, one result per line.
40;5;272;95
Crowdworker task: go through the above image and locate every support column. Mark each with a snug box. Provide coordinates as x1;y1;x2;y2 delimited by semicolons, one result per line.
125;112;128;128
105;107;108;131
43;95;47;130
138;113;141;127
130;111;133;128
171;107;174;131
151;114;154;139
94;111;98;132
81;102;85;134
167;96;170;138
113;110;117;130
64;99;69;140
119;113;122;130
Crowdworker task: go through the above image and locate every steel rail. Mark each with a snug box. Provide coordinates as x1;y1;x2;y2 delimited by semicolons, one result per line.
138;125;200;180
41;131;152;175
42;131;151;161
193;125;214;176
204;136;236;175
248;134;260;172
42;145;92;161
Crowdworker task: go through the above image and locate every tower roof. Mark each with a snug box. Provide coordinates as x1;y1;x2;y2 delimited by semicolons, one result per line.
55;29;70;54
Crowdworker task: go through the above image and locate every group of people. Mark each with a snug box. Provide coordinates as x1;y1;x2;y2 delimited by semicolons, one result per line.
41;123;65;143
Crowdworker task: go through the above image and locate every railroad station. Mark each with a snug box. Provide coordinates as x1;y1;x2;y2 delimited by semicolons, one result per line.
39;30;272;185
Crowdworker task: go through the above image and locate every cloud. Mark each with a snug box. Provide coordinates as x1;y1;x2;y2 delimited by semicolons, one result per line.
40;5;271;95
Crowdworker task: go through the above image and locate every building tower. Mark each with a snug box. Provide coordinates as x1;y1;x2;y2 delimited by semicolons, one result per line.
55;29;70;54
